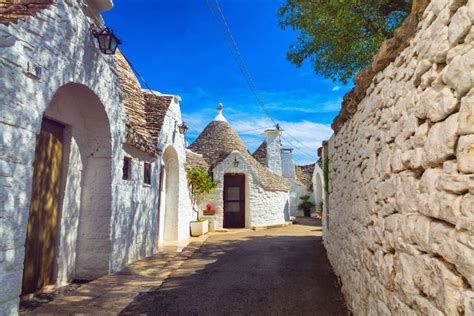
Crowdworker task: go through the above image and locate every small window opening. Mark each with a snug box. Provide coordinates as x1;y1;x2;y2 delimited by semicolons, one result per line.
144;162;151;185
123;157;132;180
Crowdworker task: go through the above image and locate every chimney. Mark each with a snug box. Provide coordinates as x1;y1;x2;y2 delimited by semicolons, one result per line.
281;148;296;179
263;127;283;175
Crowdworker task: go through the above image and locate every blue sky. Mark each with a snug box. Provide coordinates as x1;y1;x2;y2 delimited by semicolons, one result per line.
103;0;352;164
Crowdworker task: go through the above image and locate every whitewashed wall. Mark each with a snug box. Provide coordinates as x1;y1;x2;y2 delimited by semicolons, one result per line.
289;180;313;217
323;0;474;314
0;1;164;314
198;151;289;229
312;164;325;213
157;97;193;242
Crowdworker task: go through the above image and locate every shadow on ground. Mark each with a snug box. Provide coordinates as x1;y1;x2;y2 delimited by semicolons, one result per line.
120;218;347;315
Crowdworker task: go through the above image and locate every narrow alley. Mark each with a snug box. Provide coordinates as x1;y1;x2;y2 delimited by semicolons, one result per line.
25;218;347;315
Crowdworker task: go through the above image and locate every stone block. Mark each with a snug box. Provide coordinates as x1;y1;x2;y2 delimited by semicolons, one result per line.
443;160;459;174
426;87;459;122
461;290;474;315
458;89;474;134
449;7;472;45
460;193;474;217
412;122;430;147
447;43;473;63
425;191;462;225
457;135;474;173
437;173;473;194
395;172;419;213
423;113;459;166
442;49;474;98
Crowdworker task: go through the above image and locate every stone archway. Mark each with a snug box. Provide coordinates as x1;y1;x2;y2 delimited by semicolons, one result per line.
22;83;113;294
159;146;180;242
315;174;323;205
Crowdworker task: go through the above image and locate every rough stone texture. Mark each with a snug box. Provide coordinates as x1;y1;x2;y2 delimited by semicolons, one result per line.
331;0;431;132
323;1;474;315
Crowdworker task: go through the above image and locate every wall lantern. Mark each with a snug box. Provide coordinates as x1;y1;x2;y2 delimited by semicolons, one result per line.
233;157;240;167
178;122;188;134
92;27;121;55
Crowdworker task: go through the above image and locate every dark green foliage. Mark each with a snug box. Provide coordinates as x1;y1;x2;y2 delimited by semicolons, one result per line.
187;167;218;219
278;0;412;83
318;201;324;215
298;195;315;217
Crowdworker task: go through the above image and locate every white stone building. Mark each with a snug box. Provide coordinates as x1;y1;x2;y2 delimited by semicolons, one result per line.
187;105;292;229
252;132;317;217
0;1;192;314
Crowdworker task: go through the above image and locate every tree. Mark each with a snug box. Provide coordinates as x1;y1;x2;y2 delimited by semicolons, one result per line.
187;167;218;219
278;0;412;83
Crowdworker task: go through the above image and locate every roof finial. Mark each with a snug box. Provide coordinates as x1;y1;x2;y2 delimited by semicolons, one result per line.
214;102;227;122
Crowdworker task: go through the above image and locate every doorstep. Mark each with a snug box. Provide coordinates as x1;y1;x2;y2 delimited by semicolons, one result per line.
251;221;293;231
23;234;209;315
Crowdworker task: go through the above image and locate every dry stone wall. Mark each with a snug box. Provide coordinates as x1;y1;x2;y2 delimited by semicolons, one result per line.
324;0;474;315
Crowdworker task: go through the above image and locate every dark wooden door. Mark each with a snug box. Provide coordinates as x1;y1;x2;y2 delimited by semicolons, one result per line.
22;118;64;295
223;174;245;228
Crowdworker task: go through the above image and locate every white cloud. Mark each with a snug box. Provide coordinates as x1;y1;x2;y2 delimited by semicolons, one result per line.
183;107;333;164
331;86;341;91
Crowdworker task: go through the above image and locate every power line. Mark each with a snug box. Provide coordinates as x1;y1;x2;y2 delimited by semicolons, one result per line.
205;0;317;160
281;136;315;160
236;126;273;134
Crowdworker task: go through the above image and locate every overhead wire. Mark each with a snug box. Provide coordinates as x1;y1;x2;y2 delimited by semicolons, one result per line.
206;0;317;160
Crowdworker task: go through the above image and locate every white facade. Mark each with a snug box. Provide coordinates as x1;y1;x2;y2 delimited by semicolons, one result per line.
156;98;193;243
198;151;290;230
263;129;283;176
0;1;191;314
312;163;325;213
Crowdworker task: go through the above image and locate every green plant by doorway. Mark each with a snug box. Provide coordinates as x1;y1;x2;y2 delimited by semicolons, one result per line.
317;201;324;216
187;167;218;220
298;195;315;217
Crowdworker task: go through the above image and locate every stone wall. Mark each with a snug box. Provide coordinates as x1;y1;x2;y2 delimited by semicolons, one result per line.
323;0;474;314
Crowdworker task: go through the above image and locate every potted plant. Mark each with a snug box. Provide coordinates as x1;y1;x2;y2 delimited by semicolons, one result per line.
203;202;217;216
298;195;315;217
187;167;218;236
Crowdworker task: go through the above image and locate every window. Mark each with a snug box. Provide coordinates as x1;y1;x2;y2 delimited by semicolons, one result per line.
123;157;132;180
144;162;151;185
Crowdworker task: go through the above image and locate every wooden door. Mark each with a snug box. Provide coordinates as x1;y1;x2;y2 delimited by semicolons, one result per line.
22;118;65;295
223;174;245;228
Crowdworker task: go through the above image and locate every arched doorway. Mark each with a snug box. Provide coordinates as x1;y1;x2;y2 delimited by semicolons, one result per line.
159;146;179;242
22;83;113;294
315;174;323;205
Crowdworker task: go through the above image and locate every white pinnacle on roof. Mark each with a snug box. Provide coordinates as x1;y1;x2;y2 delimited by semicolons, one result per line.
213;103;227;122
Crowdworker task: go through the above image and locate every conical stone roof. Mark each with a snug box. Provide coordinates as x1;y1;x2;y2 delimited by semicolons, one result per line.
188;106;290;192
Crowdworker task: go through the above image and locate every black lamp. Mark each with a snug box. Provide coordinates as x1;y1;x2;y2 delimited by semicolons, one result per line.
93;27;121;55
178;122;188;134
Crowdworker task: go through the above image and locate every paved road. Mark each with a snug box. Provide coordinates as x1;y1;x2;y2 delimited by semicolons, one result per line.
121;218;347;315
